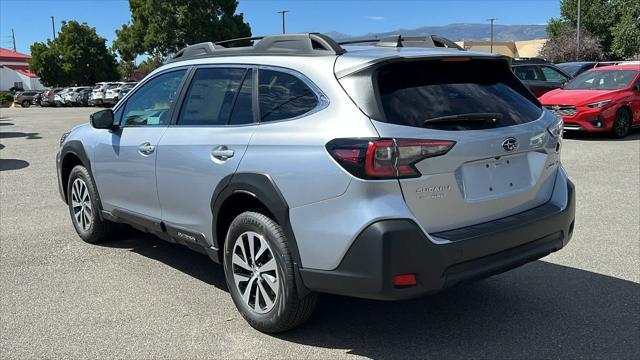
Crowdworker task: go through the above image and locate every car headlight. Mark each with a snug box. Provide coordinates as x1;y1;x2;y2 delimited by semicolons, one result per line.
585;100;611;108
59;132;70;147
547;117;563;140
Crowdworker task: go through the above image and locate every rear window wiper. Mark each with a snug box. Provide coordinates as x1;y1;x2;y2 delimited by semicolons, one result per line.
422;113;502;130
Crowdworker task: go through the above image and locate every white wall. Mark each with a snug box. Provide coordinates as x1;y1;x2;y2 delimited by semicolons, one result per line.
0;66;45;91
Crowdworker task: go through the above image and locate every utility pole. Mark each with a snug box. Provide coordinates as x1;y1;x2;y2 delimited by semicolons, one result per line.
487;18;497;53
51;16;56;40
576;0;581;60
277;10;289;34
11;29;16;52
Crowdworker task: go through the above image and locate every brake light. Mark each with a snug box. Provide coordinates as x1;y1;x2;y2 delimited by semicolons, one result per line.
327;138;455;179
46;91;52;96
393;274;417;287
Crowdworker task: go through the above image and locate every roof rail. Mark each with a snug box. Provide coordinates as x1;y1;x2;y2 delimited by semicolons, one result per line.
169;33;345;63
337;34;464;50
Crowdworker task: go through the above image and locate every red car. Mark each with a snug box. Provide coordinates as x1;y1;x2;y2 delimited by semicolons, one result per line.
540;65;640;138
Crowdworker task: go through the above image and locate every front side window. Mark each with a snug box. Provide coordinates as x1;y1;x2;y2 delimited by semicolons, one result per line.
258;69;318;122
178;68;246;126
121;69;186;126
541;66;568;82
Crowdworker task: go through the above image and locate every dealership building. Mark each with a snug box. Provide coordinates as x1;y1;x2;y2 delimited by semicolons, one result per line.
0;47;45;92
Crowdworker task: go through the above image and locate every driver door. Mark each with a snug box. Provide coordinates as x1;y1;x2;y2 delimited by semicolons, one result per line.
93;69;188;220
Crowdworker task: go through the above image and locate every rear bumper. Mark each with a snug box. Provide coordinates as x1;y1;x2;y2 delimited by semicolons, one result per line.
300;180;575;300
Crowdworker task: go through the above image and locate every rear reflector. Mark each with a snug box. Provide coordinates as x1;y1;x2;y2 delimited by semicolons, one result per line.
393;274;417;287
327;138;455;179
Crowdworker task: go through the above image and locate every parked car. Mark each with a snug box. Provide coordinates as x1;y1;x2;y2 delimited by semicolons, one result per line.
556;61;622;78
103;82;135;106
118;83;135;99
41;88;65;107
618;60;640;66
540;65;640;137
89;82;122;106
512;60;571;97
63;87;92;106
13;90;41;108
57;33;575;333
73;88;93;107
54;88;73;107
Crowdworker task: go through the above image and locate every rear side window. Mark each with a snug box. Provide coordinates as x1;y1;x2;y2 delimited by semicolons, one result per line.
178;68;246;126
513;65;542;81
258;69;318;122
376;60;542;129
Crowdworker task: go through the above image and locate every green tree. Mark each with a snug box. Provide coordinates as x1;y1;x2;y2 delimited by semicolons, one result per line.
610;0;640;58
547;0;640;58
113;0;252;59
29;21;119;86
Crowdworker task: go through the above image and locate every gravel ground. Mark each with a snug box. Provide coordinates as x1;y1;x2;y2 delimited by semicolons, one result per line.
1;107;639;359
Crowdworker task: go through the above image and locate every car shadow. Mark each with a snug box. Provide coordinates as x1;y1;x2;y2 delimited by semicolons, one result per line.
98;230;638;358
0;122;14;126
99;227;228;291
0;158;29;171
0;131;42;140
564;128;640;141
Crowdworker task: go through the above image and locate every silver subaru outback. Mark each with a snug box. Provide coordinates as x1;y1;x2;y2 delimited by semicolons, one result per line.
56;33;575;333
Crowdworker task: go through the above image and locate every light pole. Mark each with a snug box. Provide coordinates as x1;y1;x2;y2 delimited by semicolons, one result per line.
487;18;497;53
576;0;581;59
277;10;289;34
51;16;56;40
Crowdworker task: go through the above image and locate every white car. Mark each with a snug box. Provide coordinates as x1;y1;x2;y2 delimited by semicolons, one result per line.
90;82;121;106
103;82;135;106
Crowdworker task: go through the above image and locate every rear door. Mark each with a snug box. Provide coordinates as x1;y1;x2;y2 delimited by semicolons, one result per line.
156;66;256;243
339;57;562;233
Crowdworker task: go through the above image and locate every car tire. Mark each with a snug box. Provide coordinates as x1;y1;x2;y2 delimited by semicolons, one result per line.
612;108;632;138
67;165;115;244
223;211;317;333
21;100;30;108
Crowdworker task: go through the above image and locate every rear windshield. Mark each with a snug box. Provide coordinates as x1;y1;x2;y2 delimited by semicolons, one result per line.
565;70;638;90
376;60;542;129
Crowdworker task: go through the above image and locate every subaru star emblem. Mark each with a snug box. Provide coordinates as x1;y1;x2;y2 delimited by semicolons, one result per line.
502;137;519;152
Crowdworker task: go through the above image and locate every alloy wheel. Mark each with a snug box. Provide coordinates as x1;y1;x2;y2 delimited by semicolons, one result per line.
615;111;631;137
71;178;92;231
231;231;279;314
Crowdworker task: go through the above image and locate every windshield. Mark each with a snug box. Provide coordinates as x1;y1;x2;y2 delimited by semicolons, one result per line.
557;64;586;77
376;59;542;129
565;70;638;90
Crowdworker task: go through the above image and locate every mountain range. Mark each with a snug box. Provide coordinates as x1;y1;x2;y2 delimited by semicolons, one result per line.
325;23;548;42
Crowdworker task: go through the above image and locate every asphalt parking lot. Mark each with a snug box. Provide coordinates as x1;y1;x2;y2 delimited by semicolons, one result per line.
1;107;638;359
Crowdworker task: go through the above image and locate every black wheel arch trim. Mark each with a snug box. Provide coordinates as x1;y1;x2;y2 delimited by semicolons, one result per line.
211;172;310;297
59;140;104;218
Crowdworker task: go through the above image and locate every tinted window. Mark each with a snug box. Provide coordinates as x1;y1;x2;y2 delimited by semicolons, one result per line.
541;66;568;82
178;68;246;126
258;69;318;122
122;69;186;126
377;60;542;129
229;69;254;125
513;65;542;81
565;70;638;90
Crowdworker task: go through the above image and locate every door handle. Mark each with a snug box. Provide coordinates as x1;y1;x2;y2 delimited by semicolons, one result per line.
138;142;155;155
211;146;234;160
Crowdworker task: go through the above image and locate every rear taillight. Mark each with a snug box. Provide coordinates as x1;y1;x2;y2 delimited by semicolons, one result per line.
327;138;455;179
46;91;52;96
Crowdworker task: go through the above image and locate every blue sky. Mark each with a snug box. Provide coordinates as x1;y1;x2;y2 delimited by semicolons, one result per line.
0;0;560;56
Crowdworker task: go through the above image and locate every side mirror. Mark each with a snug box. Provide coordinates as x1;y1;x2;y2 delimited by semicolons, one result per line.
634;83;640;92
90;109;116;130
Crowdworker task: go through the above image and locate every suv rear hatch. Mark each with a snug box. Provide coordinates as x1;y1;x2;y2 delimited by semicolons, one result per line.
336;56;562;234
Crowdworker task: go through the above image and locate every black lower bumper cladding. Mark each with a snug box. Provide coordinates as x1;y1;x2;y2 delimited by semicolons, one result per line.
300;181;575;300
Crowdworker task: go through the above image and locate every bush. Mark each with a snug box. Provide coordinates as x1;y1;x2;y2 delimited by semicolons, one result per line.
0;92;14;104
